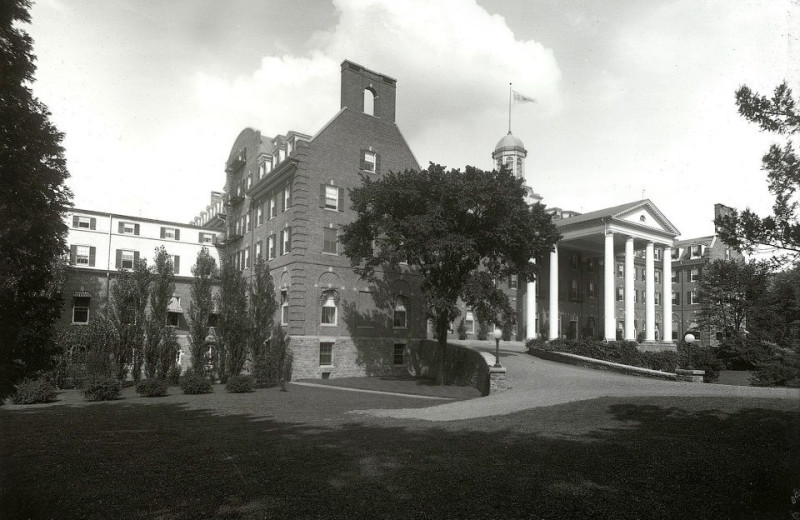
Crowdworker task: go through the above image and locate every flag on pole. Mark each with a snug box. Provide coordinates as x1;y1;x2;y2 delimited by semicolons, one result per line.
512;90;536;104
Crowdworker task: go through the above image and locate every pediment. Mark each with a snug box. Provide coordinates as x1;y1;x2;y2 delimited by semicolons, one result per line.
614;201;680;236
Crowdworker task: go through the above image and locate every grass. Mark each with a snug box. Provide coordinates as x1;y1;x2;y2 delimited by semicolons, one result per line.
1;385;798;519
297;375;481;400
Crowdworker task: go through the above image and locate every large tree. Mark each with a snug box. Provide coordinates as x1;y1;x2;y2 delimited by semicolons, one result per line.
340;164;560;383
109;259;151;381
188;247;216;375
249;257;277;360
0;0;73;397
697;259;771;337
144;246;178;379
716;82;800;257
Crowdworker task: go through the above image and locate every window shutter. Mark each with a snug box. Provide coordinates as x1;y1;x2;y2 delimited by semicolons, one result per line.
175;229;180;241
338;187;344;212
320;184;326;208
70;245;77;265
90;218;96;230
359;150;367;170
279;231;284;256
375;153;381;174
173;255;180;275
115;250;122;269
134;224;140;235
134;251;140;263
118;222;124;233
89;247;96;267
160;227;166;238
72;216;79;228
286;226;291;253
687;291;692;304
198;232;203;243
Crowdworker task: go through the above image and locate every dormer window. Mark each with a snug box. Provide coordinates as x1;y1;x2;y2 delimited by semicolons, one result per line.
690;245;702;259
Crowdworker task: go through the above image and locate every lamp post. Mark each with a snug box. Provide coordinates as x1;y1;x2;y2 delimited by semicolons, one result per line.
493;327;503;367
684;332;695;370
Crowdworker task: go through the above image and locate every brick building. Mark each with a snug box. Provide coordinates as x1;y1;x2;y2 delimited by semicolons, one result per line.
209;60;422;379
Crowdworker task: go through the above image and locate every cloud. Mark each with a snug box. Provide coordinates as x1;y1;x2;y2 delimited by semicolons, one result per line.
193;0;562;169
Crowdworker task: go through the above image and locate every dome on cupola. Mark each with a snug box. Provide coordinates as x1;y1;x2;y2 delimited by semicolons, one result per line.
494;132;527;154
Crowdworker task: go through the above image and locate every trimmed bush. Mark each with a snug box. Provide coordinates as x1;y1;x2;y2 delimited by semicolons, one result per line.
225;375;254;393
11;378;57;405
135;378;169;397
180;372;212;394
83;377;121;401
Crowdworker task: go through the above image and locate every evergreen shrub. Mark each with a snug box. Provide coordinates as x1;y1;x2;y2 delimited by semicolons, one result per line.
167;364;182;386
83;377;121;401
225;375;253;393
11;378;57;404
180;372;212;394
135;378;168;397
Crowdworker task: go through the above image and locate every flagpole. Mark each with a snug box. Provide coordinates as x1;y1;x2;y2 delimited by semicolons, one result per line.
508;83;512;134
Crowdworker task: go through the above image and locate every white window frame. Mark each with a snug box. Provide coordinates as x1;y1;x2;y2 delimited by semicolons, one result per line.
268;235;276;260
164;227;177;240
324;185;338;210
691;268;699;282
281;290;289;326
75;245;90;266
76;216;92;229
323;227;338;255
393;297;408;329
121;250;135;269
690;245;702;259
465;311;475;334
321;293;337;326
319;342;333;366
72;297;90;324
363;151;377;173
283;185;291;211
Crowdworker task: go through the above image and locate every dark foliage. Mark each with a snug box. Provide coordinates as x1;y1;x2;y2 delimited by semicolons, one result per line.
109;259;151;382
10;377;57;404
179;372;212;395
751;345;800;387
224;375;253;393
188;248;216;375
83;377;121;401
0;0;73;399
216;255;250;381
249;257;277;361
166;363;182;386
144;246;178;379
135;378;168;397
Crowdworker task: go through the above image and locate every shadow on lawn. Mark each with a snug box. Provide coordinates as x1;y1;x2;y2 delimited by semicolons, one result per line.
1;398;798;520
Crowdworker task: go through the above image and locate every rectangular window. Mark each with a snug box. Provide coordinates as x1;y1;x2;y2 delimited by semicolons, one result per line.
119;221;139;235
691;268;699;282
689;290;699;305
257;205;264;226
321;293;337;325
672;270;678;283
588;258;596;272
508;275;518;290
672;248;680;260
363;151;377;172
245;246;250;269
121;250;135;269
588;281;595;299
246;174;252;191
393;298;407;328
167;312;180;327
270;194;278;218
569;279;579;300
673;291;680;305
72;296;90;324
319;342;333;365
245;213;251;232
393;344;405;366
465;311;475;334
280;227;291;255
641;268;646;282
568;255;578;269
268;234;276;260
75;245;90;265
281;290;289;325
258;162;266;179
73;215;96;229
617;263;624;278
199;232;214;244
616;286;623;301
690;245;702;259
634;290;638;303
160;227;180;241
323;227;338;255
321;184;345;211
654;271;661;284
655;292;661;305
255;241;263;260
283;185;291;211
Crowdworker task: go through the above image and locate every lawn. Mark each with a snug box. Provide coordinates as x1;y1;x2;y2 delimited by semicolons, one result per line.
1;384;798;519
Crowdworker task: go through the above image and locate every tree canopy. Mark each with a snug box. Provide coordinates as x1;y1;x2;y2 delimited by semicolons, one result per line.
716;82;800;258
340;163;560;382
0;0;73;397
697;259;771;336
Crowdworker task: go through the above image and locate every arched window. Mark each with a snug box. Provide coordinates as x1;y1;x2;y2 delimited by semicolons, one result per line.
321;291;338;326
363;88;376;116
281;290;289;326
393;296;408;328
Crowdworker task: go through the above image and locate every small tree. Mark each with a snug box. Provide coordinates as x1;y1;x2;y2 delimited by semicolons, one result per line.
216;255;250;381
109;259;151;381
340;164;560;384
272;324;292;391
249;257;278;360
188;247;216;375
144;246;177;379
697;259;771;337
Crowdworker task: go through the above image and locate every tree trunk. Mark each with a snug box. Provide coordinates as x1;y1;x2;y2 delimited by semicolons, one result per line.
436;315;448;386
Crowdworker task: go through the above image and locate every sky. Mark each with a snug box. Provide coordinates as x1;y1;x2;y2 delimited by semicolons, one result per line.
27;0;796;239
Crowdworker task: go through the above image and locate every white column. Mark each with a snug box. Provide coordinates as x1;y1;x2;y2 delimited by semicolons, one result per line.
645;241;655;342
604;232;616;341
625;237;635;341
549;246;559;340
663;246;673;343
526;274;537;340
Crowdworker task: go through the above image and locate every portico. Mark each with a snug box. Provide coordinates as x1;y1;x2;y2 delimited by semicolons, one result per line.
526;200;680;344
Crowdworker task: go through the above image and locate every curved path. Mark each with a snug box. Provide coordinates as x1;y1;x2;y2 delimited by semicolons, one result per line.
355;341;800;422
